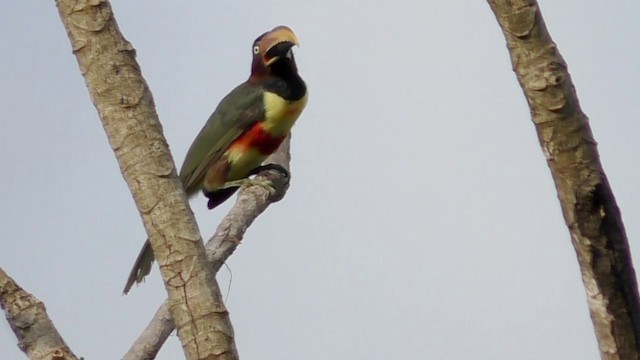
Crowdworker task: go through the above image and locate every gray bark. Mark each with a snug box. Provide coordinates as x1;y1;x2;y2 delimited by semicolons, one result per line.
55;1;238;358
0;266;79;360
488;1;640;359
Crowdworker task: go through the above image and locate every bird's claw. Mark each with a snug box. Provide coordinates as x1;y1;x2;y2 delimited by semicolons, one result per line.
248;163;290;180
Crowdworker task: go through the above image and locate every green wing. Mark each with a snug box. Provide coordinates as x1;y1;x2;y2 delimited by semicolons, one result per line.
179;82;265;195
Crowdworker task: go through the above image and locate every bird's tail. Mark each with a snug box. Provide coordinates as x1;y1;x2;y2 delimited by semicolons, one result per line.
205;187;239;209
123;240;154;294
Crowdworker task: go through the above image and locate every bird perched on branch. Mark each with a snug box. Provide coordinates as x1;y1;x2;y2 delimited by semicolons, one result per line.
123;26;307;294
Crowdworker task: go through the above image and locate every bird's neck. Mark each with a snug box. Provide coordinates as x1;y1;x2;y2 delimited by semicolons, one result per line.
251;59;306;101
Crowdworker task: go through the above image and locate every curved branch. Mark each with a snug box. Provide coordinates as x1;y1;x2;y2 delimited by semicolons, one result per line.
123;139;291;360
55;1;237;359
0;266;79;360
488;1;640;359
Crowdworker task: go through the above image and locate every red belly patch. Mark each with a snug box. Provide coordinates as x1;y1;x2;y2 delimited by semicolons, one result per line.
230;122;286;155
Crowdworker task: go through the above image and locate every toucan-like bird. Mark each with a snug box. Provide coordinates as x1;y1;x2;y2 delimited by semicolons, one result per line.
123;26;307;294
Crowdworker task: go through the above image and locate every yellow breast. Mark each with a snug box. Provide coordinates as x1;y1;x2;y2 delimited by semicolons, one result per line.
262;91;308;136
226;147;269;181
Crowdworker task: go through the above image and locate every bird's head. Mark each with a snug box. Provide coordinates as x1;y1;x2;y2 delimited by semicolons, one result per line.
250;26;300;79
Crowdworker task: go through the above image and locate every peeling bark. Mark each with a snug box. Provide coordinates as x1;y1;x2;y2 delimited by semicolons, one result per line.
55;1;237;359
124;140;291;360
0;267;79;360
488;1;640;359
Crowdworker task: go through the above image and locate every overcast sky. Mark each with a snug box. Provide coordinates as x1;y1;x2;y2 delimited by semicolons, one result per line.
1;1;639;359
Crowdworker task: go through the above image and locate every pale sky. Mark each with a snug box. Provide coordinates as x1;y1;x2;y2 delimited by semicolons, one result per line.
1;1;639;359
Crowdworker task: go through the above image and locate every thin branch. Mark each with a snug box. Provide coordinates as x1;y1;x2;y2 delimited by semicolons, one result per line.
487;1;640;359
123;139;291;360
0;266;79;360
55;1;237;359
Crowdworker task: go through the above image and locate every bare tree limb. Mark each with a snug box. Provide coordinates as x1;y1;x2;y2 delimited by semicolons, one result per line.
0;266;79;360
123;139;291;360
55;1;237;359
487;1;640;359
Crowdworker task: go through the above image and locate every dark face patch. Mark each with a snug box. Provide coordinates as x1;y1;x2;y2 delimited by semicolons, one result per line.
252;32;268;57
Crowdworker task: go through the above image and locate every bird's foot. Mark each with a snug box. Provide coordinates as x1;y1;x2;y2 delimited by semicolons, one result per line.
248;163;290;180
219;178;276;194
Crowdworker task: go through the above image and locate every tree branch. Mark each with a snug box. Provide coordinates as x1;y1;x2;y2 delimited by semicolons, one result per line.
123;139;291;360
0;266;79;360
55;1;237;359
487;1;640;359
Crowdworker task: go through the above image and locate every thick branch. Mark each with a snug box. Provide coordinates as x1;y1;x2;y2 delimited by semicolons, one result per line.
488;1;640;359
0;266;79;360
123;139;291;360
55;1;237;359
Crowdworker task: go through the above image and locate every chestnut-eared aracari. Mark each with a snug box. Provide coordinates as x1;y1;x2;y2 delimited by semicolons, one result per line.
123;26;307;294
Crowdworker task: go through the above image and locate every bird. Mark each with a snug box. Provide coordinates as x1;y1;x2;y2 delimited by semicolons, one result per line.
123;26;307;294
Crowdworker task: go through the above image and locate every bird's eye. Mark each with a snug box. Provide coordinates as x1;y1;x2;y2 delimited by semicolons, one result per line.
253;45;260;54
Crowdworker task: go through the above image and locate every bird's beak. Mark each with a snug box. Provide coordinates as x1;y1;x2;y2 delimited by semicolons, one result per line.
260;26;300;66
